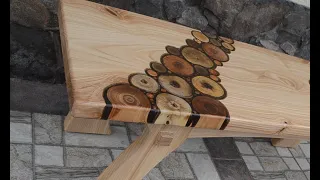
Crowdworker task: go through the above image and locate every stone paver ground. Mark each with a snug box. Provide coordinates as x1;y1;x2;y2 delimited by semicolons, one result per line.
10;110;310;180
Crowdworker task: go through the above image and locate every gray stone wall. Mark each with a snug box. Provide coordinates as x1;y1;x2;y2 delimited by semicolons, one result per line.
10;0;310;84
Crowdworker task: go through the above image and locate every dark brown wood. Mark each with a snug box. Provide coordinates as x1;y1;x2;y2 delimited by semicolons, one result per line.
165;46;181;56
150;62;167;73
194;65;210;76
209;38;222;47
185;39;200;49
202;43;229;62
219;36;234;44
191;31;209;43
181;46;214;68
161;54;194;76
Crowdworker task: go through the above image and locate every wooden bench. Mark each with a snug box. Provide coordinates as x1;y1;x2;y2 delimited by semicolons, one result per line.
58;0;310;179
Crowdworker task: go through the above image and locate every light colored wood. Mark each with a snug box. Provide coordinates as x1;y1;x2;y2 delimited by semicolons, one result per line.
98;124;191;180
59;0;309;139
271;138;301;148
64;111;111;135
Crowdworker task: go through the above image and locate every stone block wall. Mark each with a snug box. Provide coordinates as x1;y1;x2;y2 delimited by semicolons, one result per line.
10;0;310;84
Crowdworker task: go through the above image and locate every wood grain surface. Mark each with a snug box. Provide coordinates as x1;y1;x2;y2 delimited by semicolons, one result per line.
59;0;310;138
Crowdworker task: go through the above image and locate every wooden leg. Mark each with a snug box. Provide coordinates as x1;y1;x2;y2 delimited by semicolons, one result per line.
64;111;111;135
271;138;301;148
98;124;192;180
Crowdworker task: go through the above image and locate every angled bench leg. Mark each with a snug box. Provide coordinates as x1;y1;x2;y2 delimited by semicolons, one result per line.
271;138;301;148
98;124;191;180
64;111;111;135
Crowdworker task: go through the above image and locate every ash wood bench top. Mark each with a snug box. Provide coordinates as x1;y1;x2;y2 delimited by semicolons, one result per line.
58;0;310;140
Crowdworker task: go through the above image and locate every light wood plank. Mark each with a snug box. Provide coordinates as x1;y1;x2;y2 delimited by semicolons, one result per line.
271;138;301;148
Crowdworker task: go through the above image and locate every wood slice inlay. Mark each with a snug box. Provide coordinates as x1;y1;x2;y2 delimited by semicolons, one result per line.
158;75;193;98
194;65;210;76
165;46;181;56
209;69;220;76
222;42;235;51
161;54;194;76
145;68;158;77
150;62;167;73
191;30;209;43
181;46;214;68
209;38;222;47
219;36;234;44
210;75;221;82
202;43;229;62
192;76;226;99
186;39;200;49
129;73;159;93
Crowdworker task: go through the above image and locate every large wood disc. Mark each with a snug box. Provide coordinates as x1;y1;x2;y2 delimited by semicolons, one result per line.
158;75;193;98
191;30;209;42
209;38;222;47
129;73;159;93
222;42;235;51
192;96;229;119
150;61;167;73
161;54;194;76
166;46;181;56
186;39;200;49
192;76;226;99
106;84;151;108
181;46;214;68
194;65;210;76
202;43;229;62
219;36;234;44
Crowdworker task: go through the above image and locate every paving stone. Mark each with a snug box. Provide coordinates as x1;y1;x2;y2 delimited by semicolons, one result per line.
159;153;193;179
65;126;129;148
249;142;278;156
242;156;263;171
259;157;288;171
283;157;300;170
295;158;310;170
307;158;310;163
289;145;305;157
275;147;292;157
285;171;307;180
10;144;33;180
10;110;31;123
233;137;254;142
236;141;254;155
111;149;124;160
214;159;253;180
204;137;241;159
35;166;99;179
126;122;145;141
66;147;112;167
299;144;310;158
35;145;63;166
10;122;32;143
34;113;62;145
143;168;165;180
250;171;286;180
109;120;125;126
186;153;220;180
300;140;309;144
304;171;310;180
176;138;208;152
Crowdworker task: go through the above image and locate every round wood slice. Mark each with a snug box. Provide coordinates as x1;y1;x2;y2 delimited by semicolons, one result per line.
156;93;192;113
202;43;229;62
222;42;235;51
210;75;221;82
214;60;223;66
191;31;209;42
192;95;229;118
129;73;159;93
209;69;220;76
192;76;226;99
220;46;231;54
150;62;167;73
219;36;234;44
161;54;194;76
194;65;210;76
166;46;181;56
158;75;193;98
145;69;158;77
209;38;222;47
181;46;214;68
186;39;201;49
106;84;151;108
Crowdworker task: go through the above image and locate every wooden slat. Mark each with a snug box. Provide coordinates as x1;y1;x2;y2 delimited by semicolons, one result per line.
59;0;309;139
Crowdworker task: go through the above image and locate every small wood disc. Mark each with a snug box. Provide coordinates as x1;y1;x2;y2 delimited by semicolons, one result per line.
129;73;159;93
192;96;229;119
166;46;181;56
210;75;221;82
186;39;200;49
209;69;220;76
214;60;223;66
202;43;229;62
161;54;194;76
146;93;154;99
220;46;231;54
209;38;222;47
191;30;209;43
222;42;235;51
158;75;193;98
194;65;210;76
145;69;158;77
106;84;150;108
181;46;214;68
194;38;202;44
150;62;167;73
219;36;234;44
192;76;226;99
156;93;191;112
